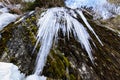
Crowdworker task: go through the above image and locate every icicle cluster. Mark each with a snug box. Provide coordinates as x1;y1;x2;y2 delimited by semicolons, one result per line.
34;7;102;75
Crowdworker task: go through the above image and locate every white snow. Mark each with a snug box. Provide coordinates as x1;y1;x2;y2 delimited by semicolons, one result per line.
65;0;120;19
0;62;24;80
0;7;9;13
0;2;18;31
0;2;9;13
0;13;18;31
0;62;47;80
33;7;102;74
26;74;46;80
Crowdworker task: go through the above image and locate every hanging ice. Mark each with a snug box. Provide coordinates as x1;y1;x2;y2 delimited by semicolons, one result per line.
65;0;120;19
34;7;102;75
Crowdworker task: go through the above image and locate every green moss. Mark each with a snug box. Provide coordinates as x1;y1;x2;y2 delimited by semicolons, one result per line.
21;15;38;46
43;48;71;79
0;23;14;56
70;74;76;80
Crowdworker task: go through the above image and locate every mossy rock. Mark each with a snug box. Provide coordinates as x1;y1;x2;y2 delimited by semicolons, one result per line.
43;49;71;79
0;13;38;75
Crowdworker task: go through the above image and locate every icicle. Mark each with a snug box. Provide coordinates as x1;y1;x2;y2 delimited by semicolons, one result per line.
34;9;58;74
69;15;94;63
33;7;100;75
76;10;103;46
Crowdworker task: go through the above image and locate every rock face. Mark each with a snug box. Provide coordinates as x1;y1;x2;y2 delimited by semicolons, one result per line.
108;0;120;4
99;15;120;34
0;3;120;80
33;0;65;8
0;13;37;75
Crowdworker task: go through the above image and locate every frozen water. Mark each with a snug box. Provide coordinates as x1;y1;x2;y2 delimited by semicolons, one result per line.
0;13;18;31
66;0;120;19
0;7;9;13
76;10;103;45
34;7;102;74
0;2;9;13
0;2;18;31
26;74;46;80
0;62;47;80
0;62;25;80
66;0;107;9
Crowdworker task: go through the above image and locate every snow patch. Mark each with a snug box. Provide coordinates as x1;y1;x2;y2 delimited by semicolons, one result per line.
0;7;9;13
26;74;46;80
0;13;18;31
0;62;25;80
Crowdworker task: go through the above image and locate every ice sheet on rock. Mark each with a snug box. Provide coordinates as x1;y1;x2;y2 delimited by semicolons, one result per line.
65;0;120;19
0;13;18;31
0;62;24;80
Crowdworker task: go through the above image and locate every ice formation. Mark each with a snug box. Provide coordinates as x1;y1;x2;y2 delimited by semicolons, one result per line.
0;13;18;31
0;62;24;80
34;7;102;75
0;2;18;31
65;0;120;19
